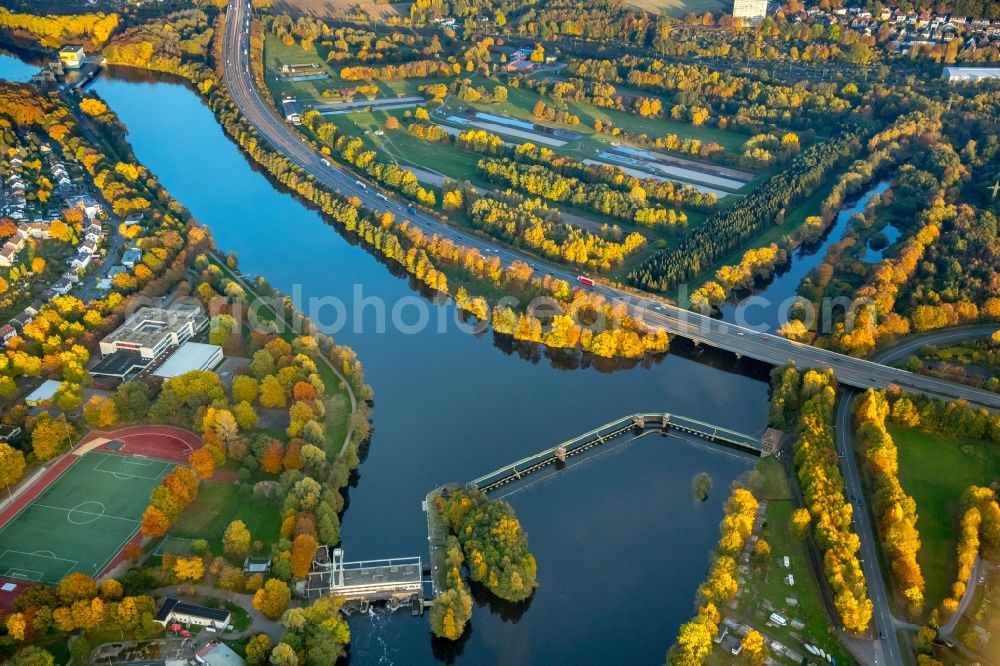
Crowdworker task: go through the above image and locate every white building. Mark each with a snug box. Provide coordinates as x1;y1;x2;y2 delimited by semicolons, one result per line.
98;304;207;360
154;598;231;630
733;0;768;20
943;66;1000;82
153;342;223;379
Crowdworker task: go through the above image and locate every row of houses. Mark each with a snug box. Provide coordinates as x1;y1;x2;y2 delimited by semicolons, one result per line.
801;4;1000;55
0;219;106;346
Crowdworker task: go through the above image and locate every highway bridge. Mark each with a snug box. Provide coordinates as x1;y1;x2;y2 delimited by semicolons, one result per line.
223;0;1000;415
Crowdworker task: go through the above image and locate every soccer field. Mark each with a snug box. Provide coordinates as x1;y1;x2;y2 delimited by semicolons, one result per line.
0;452;172;584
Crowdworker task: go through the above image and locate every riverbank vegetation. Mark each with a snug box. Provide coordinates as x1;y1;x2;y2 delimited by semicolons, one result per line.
0;72;369;665
96;8;675;360
435;487;538;602
629;131;862;292
900;334;1000;394
852;390;925;617
771;364;873;635
0;8;118;49
428;486;537;640
667;486;759;664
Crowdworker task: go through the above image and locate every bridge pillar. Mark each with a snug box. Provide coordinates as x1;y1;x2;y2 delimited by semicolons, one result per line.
554;446;567;462
661;414;671;429
632;415;645;429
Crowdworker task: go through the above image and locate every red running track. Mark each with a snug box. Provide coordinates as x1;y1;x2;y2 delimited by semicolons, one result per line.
0;425;202;567
83;425;202;463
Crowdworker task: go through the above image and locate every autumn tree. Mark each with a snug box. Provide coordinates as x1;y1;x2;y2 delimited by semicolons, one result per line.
30;415;75;461
223;520;252;561
58;573;96;604
140;504;171;537
252;579;291;620
173;556;205;583
188;448;216;479
290;533;318;579
245;634;273;666
83;395;118;428
0;443;26;490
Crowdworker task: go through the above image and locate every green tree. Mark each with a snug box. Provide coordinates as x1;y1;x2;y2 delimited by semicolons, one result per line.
114;382;150;422
245;634;273;665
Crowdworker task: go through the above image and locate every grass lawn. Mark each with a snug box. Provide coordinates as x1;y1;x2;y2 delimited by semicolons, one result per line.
169;483;281;551
731;457;856;665
891;424;1000;610
445;80;746;152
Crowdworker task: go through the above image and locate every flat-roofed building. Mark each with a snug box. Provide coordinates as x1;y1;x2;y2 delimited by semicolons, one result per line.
733;0;768;20
153;342;223;379
59;45;86;69
943;66;1000;82
99;304;207;360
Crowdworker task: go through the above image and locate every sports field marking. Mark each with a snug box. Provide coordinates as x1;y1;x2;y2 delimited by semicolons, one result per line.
31;502;139;524
0;549;78;582
92;455;170;480
5;569;44;581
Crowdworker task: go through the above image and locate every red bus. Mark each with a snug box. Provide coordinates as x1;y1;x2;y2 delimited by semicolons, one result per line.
577;276;595;286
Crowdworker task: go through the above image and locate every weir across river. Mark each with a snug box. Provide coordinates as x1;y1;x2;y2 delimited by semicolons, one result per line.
423;412;767;596
469;412;766;494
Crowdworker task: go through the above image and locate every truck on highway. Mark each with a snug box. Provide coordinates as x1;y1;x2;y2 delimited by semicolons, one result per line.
577;276;595;286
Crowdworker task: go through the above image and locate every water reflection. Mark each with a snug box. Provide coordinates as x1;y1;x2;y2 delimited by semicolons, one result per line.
721;181;890;330
65;64;769;664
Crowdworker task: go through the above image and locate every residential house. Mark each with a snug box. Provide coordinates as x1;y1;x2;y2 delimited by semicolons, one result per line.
121;249;142;267
0;324;16;345
154;598;231;630
70;252;92;270
0;244;18;267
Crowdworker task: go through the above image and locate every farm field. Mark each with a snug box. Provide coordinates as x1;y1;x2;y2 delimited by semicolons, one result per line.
271;0;406;19
626;0;727;17
891;425;1000;610
0;452;170;584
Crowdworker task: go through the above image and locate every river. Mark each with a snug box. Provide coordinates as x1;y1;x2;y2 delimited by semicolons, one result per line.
2;55;770;664
721;181;890;330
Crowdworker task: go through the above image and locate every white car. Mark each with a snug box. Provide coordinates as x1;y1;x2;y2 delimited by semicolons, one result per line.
320;159;330;166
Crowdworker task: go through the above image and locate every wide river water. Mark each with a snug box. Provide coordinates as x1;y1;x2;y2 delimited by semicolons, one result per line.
4;56;777;664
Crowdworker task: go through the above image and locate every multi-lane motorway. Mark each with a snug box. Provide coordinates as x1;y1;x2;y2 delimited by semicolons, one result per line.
223;2;997;664
223;0;999;413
